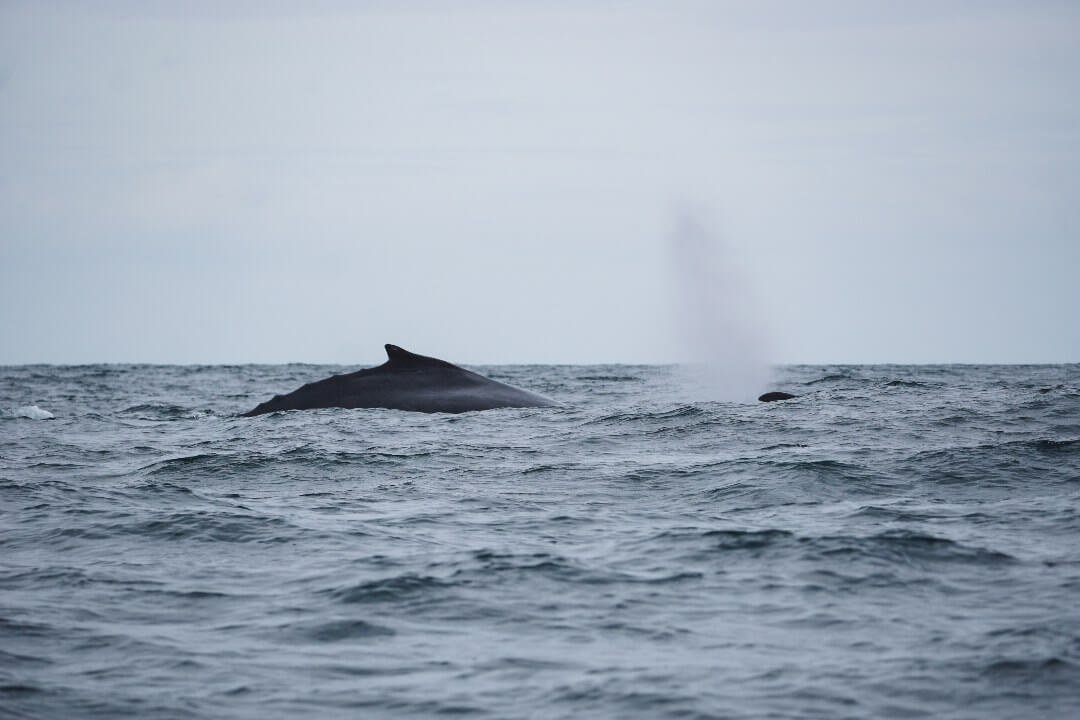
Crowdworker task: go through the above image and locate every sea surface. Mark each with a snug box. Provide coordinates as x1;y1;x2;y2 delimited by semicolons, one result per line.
2;363;1079;719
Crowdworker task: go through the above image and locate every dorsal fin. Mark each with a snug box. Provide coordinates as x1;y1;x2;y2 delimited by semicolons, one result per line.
383;344;456;369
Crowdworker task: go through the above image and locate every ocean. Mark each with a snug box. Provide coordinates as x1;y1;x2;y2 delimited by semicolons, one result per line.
2;362;1078;719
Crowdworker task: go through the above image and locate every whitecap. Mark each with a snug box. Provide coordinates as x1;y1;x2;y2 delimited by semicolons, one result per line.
12;405;55;420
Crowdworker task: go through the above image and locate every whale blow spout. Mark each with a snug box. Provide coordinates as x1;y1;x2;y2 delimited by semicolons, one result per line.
242;344;558;416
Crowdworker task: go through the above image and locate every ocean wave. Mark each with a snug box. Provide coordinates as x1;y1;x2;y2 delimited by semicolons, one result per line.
274;618;396;644
6;405;55;420
56;510;302;544
328;574;455;604
583;405;708;425
117;403;212;420
1031;438;1080;453
884;379;941;388
805;530;1016;566
845;504;994;523
135;447;429;481
905;438;1080;484
981;656;1076;683
645;526;795;553
702;528;795;550
0;616;57;638
804;373;860;385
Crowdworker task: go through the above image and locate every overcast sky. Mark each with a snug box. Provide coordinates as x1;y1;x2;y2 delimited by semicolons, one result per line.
2;1;1077;365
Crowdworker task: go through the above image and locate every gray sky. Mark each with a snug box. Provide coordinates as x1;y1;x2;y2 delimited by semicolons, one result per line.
2;1;1077;365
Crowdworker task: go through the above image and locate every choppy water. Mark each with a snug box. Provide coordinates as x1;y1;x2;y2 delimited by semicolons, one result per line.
2;363;1079;719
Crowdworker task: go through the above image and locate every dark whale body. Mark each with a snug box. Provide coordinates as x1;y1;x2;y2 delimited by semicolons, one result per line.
242;344;558;416
758;391;797;402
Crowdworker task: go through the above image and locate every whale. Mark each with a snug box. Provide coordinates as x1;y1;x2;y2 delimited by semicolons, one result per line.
242;344;558;416
758;391;797;402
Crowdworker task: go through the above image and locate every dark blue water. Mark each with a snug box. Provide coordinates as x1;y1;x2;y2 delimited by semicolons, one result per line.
2;363;1079;719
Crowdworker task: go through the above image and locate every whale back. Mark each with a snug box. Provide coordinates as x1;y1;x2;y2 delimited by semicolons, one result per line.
242;343;558;415
380;344;457;370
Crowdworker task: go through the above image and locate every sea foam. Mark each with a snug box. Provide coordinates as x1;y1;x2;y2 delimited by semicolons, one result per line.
11;405;55;420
